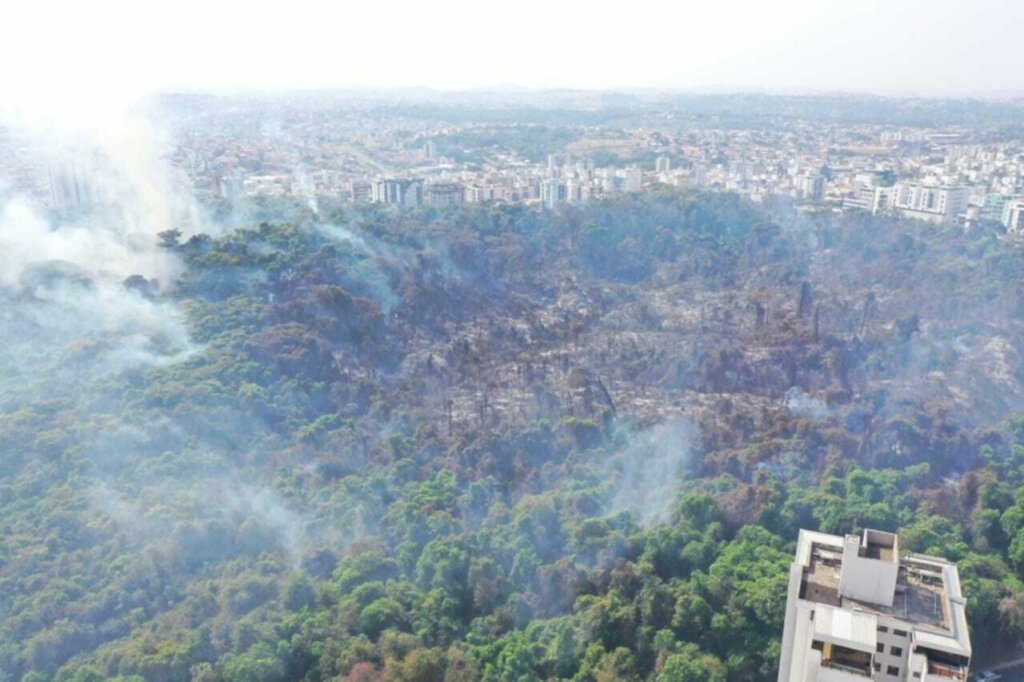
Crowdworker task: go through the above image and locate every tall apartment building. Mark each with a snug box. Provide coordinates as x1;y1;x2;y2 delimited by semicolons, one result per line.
565;178;582;204
1002;199;1024;233
778;529;970;682
890;182;969;224
371;178;422;206
622;167;643;193
424;182;464;207
797;172;827;202
540;178;565;208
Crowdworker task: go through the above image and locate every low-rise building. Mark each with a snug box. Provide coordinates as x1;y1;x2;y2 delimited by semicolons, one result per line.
980;194;1014;224
844;185;892;214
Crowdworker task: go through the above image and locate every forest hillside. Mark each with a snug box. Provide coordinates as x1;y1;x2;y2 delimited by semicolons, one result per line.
3;191;1024;681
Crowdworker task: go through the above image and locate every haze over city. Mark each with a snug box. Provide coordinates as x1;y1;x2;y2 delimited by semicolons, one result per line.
3;0;1024;106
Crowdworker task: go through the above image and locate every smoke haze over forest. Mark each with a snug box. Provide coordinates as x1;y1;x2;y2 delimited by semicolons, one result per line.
3;6;1024;675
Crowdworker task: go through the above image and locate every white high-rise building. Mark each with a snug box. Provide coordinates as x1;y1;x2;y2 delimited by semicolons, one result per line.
370;178;423;205
797;173;827;202
1002;199;1024;233
890;182;969;224
655;156;672;173
778;529;970;682
540;179;563;208
622;167;642;193
565;178;582;204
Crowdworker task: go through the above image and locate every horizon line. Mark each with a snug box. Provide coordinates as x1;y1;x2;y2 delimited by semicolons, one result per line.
148;83;1024;102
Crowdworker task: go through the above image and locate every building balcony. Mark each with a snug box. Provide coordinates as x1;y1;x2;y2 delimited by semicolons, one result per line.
923;661;966;680
816;641;874;679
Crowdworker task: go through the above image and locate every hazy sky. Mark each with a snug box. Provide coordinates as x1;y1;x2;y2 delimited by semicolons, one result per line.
3;0;1023;107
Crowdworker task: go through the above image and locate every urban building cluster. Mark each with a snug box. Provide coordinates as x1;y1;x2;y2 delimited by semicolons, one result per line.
168;113;1024;232
778;529;971;682
3;96;1023;235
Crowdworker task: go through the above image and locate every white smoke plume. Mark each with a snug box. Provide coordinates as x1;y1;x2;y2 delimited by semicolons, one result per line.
88;474;312;567
784;386;829;420
607;417;696;525
0;95;200;398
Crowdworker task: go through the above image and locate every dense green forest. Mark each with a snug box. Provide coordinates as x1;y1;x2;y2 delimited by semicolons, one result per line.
4;190;1024;681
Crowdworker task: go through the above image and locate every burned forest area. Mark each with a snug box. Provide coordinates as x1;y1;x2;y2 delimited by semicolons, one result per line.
4;190;1024;682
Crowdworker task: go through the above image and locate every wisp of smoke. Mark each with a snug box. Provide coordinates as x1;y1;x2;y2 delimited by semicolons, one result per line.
784;386;829;420
0;198;195;401
211;479;311;564
607;417;695;525
293;165;320;217
310;222;401;312
88;474;311;567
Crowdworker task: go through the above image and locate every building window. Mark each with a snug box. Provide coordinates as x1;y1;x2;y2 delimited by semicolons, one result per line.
874;662;881;672
877;626;889;633
893;629;908;637
891;646;903;657
876;642;884;653
888;666;900;676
